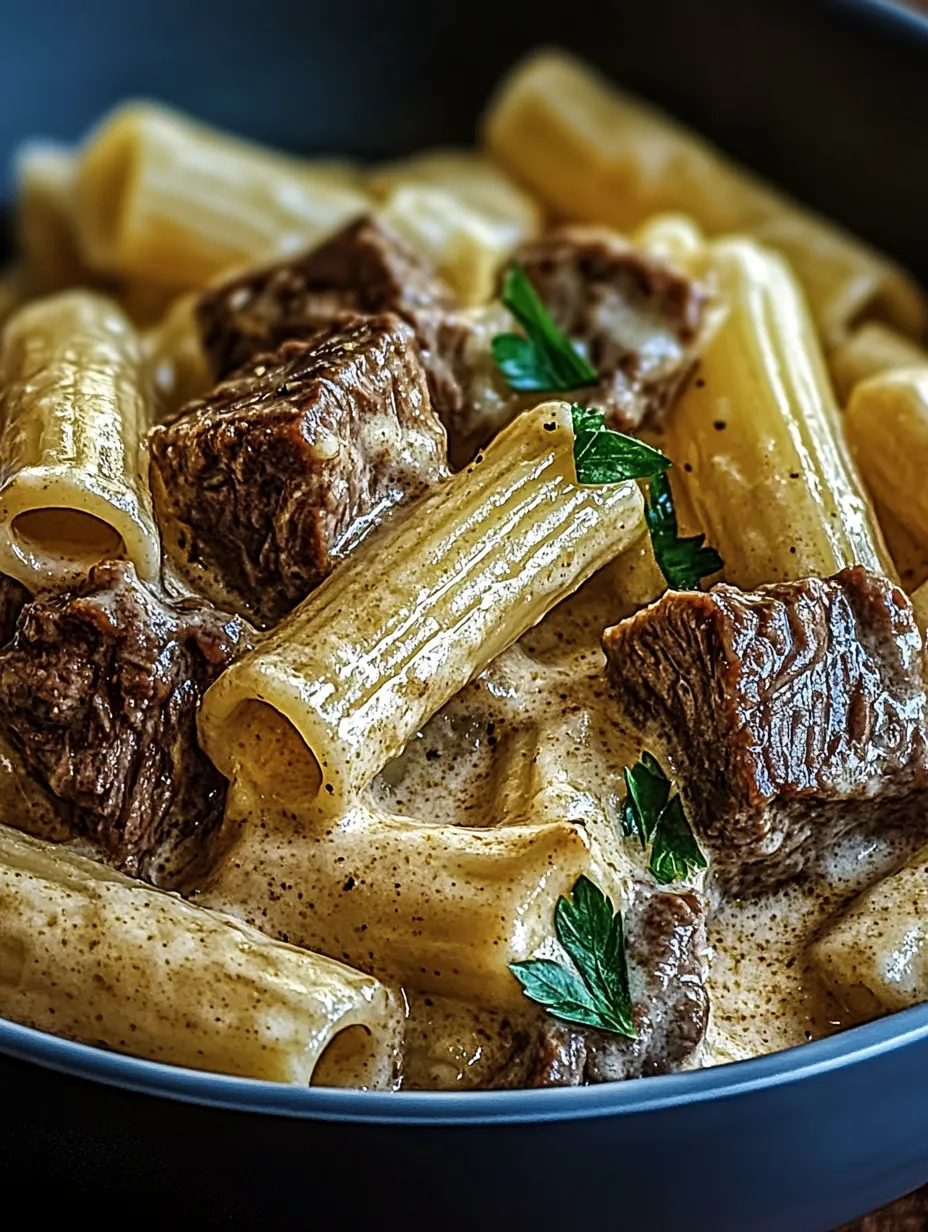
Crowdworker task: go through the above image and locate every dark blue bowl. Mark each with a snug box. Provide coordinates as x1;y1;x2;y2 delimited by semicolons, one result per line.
2;1;928;1227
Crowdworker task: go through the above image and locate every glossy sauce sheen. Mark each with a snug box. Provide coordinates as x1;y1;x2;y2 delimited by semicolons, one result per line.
189;528;928;1089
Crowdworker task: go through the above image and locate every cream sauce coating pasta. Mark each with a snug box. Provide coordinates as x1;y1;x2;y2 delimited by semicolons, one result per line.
1;47;928;1093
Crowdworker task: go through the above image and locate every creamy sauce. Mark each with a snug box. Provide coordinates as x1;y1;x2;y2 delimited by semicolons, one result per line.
710;827;925;1056
189;534;928;1086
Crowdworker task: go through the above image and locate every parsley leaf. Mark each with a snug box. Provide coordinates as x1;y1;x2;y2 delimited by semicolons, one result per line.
509;875;635;1038
507;960;611;1031
645;471;723;590
571;405;672;485
622;750;671;843
621;751;707;885
650;794;709;884
492;265;598;391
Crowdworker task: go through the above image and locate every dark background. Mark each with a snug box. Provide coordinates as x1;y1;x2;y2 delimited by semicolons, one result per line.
0;0;927;281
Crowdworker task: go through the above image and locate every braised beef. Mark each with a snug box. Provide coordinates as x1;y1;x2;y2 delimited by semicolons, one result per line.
149;312;448;627
195;215;470;427
0;574;29;646
496;886;708;1089
0;560;249;882
603;567;928;894
512;225;707;432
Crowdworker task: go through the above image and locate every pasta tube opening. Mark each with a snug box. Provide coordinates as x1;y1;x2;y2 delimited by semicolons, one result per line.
219;698;323;809
0;291;161;590
313;1023;387;1089
199;402;646;814
74;103;371;288
0;824;401;1086
10;507;125;578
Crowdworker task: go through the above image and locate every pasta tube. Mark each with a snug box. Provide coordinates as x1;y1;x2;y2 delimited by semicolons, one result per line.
846;369;928;551
0;291;160;589
632;212;708;277
14;142;88;291
202;787;601;1009
144;292;213;418
74;103;371;288
809;843;928;1020
368;147;543;251
874;499;928;595
0;824;400;1086
379;184;507;306
483;49;927;345
831;323;928;405
664;237;892;589
199;402;645;815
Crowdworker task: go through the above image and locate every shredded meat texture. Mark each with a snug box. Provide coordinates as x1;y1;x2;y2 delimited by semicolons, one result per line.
501;888;708;1088
195;215;470;428
512;224;707;432
603;567;928;894
149;312;448;627
0;561;250;883
0;573;29;646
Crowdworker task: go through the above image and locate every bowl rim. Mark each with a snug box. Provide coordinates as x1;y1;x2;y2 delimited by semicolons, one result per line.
3;1002;928;1123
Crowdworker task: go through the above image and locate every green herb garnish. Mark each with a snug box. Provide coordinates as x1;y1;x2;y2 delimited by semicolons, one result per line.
645;471;723;591
571;405;671;485
621;750;671;844
490;263;720;580
492;265;598;392
622;751;707;885
509;875;635;1038
650;795;708;884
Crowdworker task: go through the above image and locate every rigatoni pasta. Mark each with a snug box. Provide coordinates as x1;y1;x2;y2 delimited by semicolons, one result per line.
379;183;510;306
368;147;543;250
14;142;87;292
632;212;707;277
201;786;604;1008
663;236;893;589
0;290;160;589
144;291;213;417
199;402;646;814
845;368;928;551
0;824;401;1086
483;48;927;345
809;842;928;1020
831;323;928;405
0;49;927;1093
872;499;928;595
74;102;371;288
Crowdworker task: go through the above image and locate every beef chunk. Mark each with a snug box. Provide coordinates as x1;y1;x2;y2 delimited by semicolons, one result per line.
0;561;249;882
195;215;469;427
150;312;448;627
0;574;29;646
603;568;928;894
512;225;707;432
523;887;709;1087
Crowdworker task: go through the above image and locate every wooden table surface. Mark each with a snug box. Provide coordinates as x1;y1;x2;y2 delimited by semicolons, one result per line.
841;1187;928;1230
